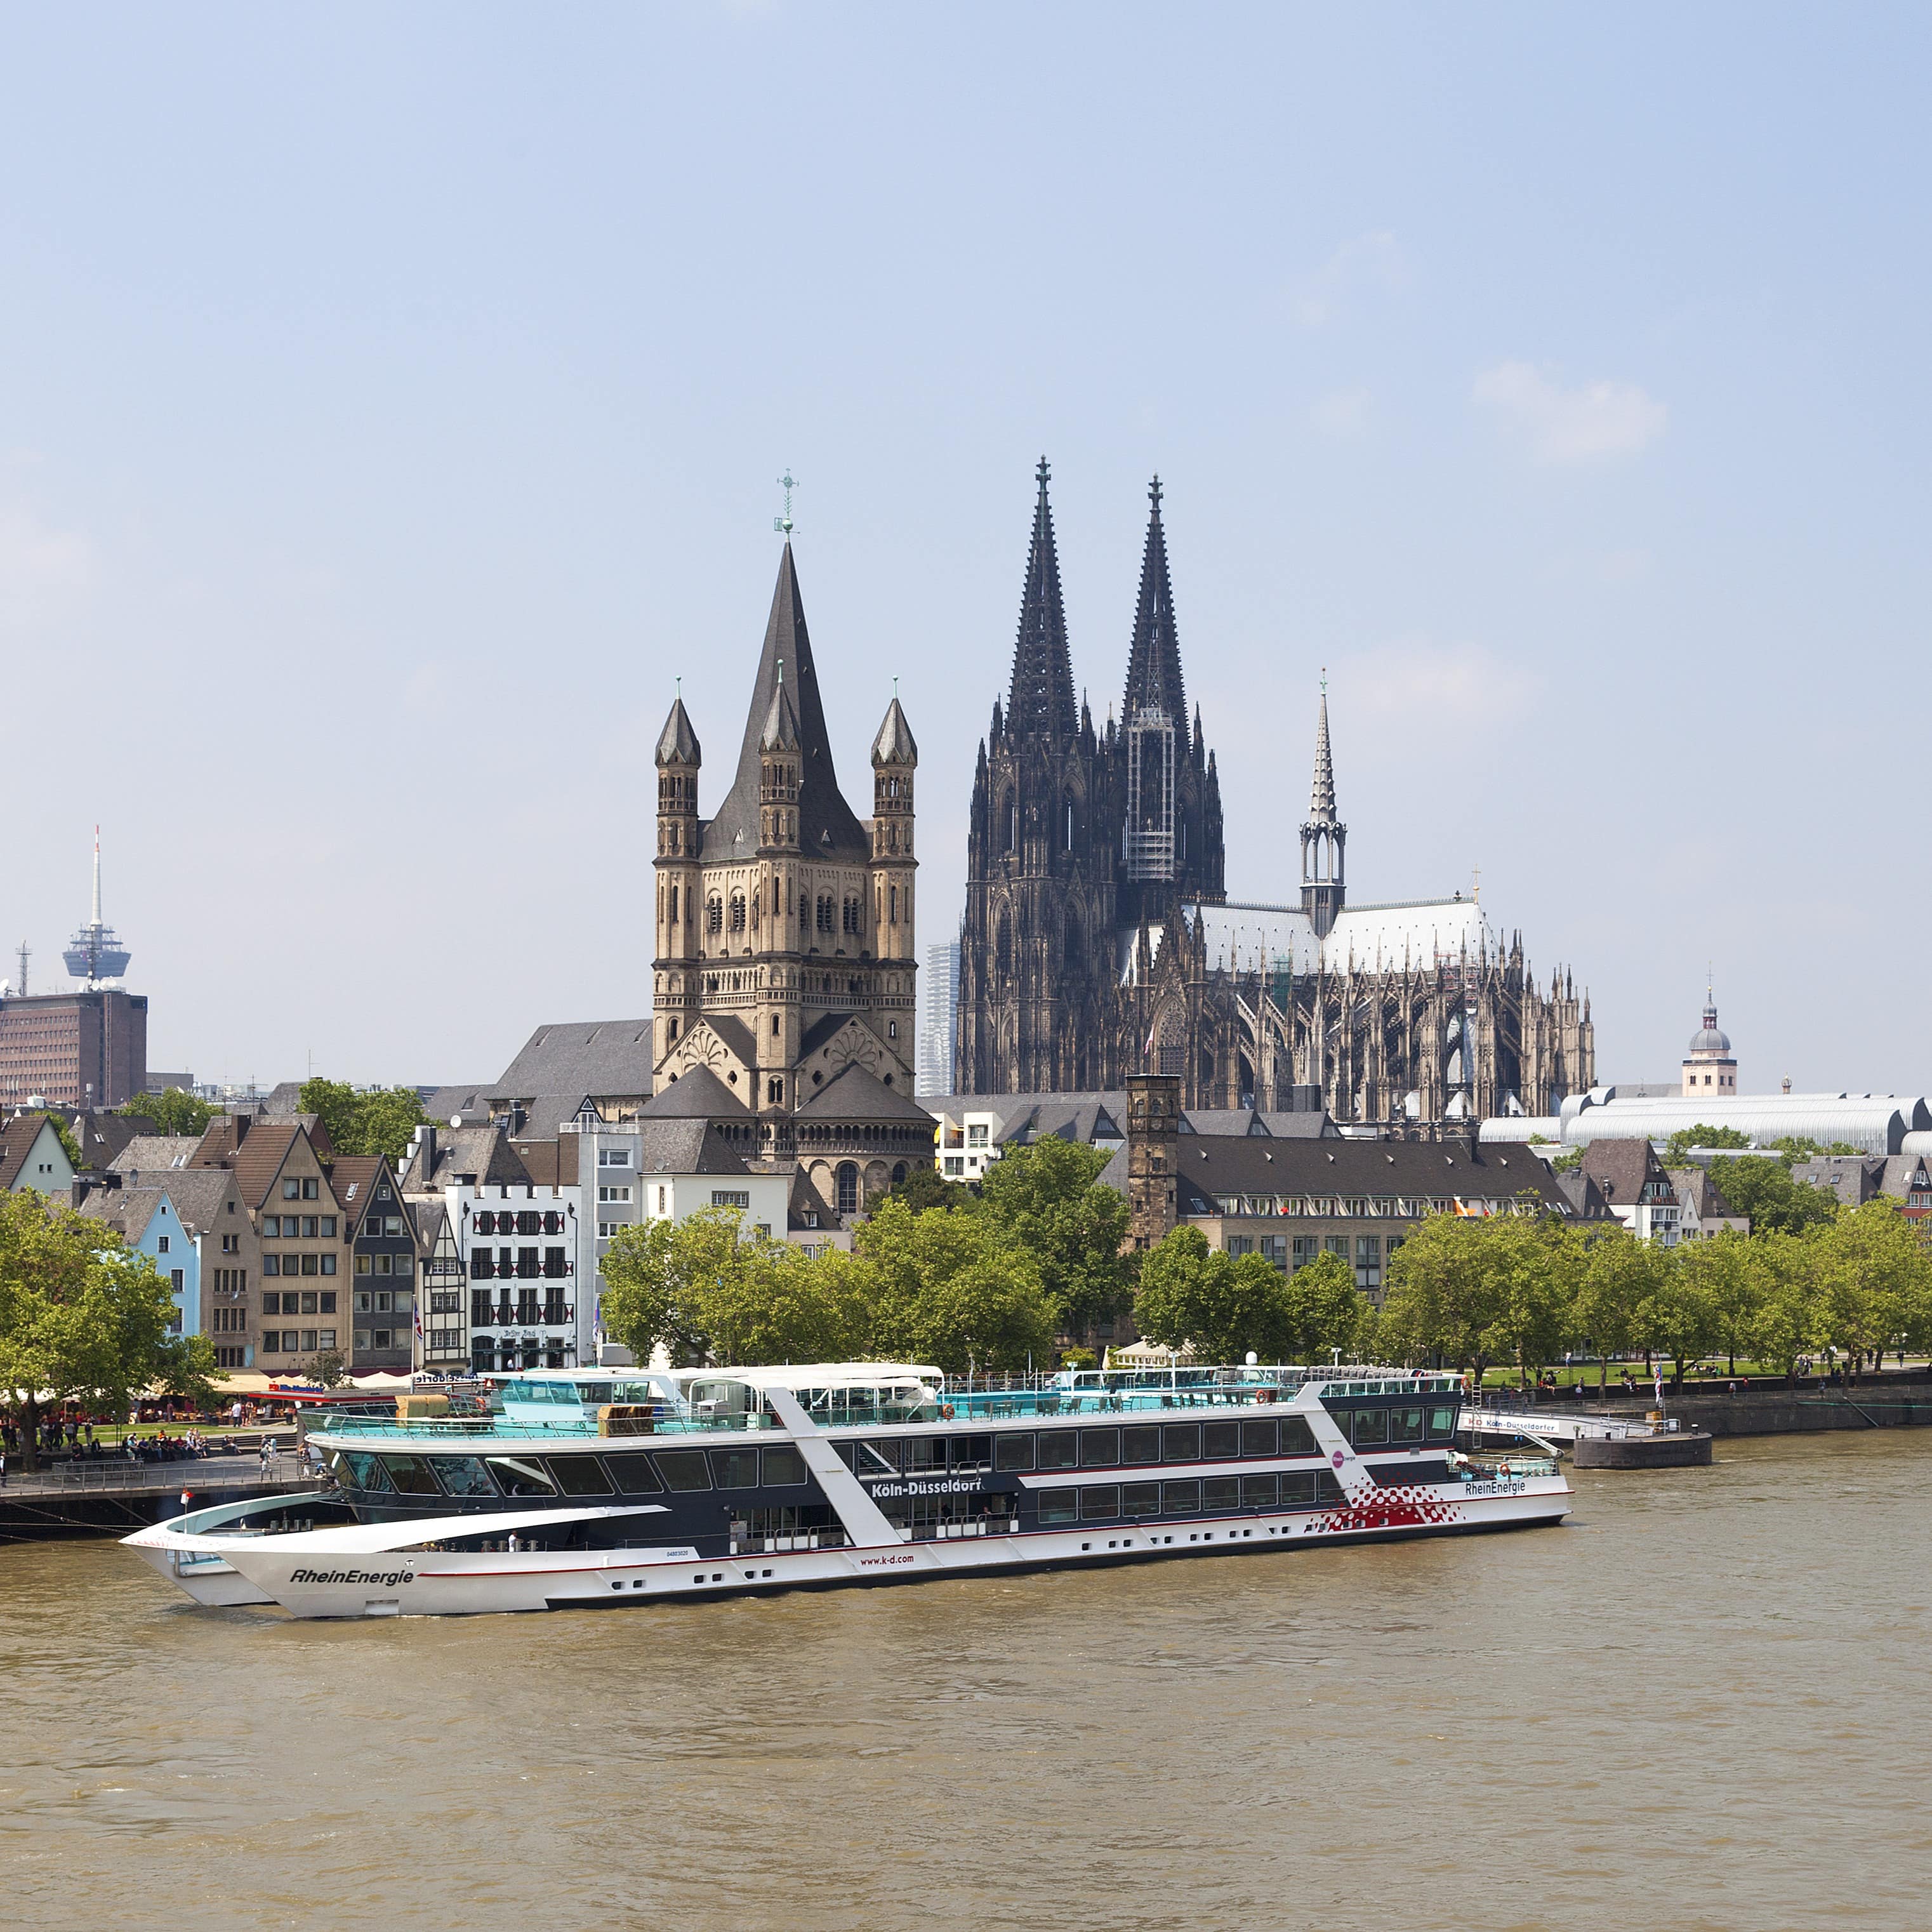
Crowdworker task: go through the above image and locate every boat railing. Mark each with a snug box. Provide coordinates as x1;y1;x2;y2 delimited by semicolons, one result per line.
311;1412;781;1441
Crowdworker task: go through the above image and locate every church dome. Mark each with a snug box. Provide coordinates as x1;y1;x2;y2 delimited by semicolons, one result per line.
1688;1002;1730;1054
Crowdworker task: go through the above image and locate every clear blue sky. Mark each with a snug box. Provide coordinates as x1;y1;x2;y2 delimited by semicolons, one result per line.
3;5;1926;1099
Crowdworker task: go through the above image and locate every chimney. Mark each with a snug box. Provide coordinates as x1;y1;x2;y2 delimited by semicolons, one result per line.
416;1124;437;1183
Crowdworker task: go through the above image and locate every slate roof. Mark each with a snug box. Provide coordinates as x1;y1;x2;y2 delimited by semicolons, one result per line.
655;694;701;767
870;696;918;767
635;1120;751;1177
1578;1138;1671;1206
793;1062;934;1125
494;1020;656;1104
638;1066;751;1121
80;1168;239;1239
1667;1166;1743;1224
76;1185;173;1240
109;1134;204;1174
424;1083;493;1125
71;1111;142;1169
920;1094;1337;1146
1160;1137;1572;1218
401;1125;534;1194
509;1135;580;1188
699;543;871;863
1787;1154;1887;1208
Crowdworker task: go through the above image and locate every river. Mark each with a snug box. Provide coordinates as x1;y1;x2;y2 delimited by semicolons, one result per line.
2;1430;1926;1932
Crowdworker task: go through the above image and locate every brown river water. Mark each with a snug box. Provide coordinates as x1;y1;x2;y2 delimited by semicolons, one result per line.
2;1431;1927;1932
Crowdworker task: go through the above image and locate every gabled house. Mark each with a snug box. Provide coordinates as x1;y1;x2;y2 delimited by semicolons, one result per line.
1577;1139;1681;1245
333;1156;418;1375
0;1113;76;1194
76;1186;199;1336
1668;1165;1749;1241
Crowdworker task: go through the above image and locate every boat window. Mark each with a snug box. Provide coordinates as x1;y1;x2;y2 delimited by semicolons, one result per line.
857;1441;900;1476
1351;1408;1389;1446
1162;1423;1200;1463
1242;1474;1278;1509
486;1456;557;1498
602;1452;664;1494
1280;1417;1316;1455
949;1435;993;1472
993;1434;1035;1473
1241;1419;1278;1458
1203;1475;1241;1513
1079;1429;1120;1469
378;1454;441;1497
1037;1489;1077;1525
433;1456;499;1498
1391;1406;1424;1444
1079;1485;1120;1521
711;1448;759;1488
1162;1478;1201;1514
1037;1431;1078;1470
653;1450;711;1492
1427;1406;1455;1440
1203;1420;1241;1460
831;1441;857;1471
1121;1481;1161;1518
341;1451;391;1492
762;1445;808;1486
1280;1471;1319;1506
1121;1424;1161;1466
903;1438;944;1473
549;1456;616;1497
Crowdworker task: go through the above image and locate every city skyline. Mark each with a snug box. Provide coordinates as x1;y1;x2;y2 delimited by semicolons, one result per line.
3;8;1927;1094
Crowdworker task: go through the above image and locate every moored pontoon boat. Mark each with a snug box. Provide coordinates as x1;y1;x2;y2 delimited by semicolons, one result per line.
124;1362;1570;1618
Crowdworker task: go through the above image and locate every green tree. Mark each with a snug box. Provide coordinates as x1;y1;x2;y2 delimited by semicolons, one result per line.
1631;1248;1717;1389
1132;1227;1297;1365
1280;1250;1375;1364
1571;1226;1663;1393
0;1190;220;1471
696;1240;866;1366
854;1197;1054;1374
1769;1136;1861;1165
1810;1200;1932;1380
1748;1233;1822;1383
120;1087;216;1137
1477;1216;1577;1393
1708;1155;1839;1237
1378;1213;1505;1377
297;1078;430;1165
1678;1230;1762;1375
885;1164;975;1215
977;1137;1130;1334
297;1348;349;1389
1662;1123;1753;1165
599;1207;749;1366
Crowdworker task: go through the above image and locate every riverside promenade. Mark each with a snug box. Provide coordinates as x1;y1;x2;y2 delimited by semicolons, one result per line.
1476;1370;1932;1439
0;1452;319;1542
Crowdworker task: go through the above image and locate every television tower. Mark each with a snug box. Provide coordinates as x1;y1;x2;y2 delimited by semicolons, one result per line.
62;826;132;986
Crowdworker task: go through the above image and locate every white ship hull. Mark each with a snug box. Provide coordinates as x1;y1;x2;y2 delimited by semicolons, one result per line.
204;1475;1570;1619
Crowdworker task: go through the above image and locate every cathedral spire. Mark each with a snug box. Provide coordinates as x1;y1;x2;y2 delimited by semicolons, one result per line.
1309;673;1338;823
1007;457;1078;743
1122;475;1188;747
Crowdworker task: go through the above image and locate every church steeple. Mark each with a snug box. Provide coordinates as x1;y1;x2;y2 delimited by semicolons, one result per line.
703;540;869;861
1007;457;1078;743
1122;475;1188;750
1300;676;1346;939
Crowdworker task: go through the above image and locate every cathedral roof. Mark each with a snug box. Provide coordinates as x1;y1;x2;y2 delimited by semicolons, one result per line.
1005;458;1079;744
655;695;700;767
871;695;918;767
1128;896;1500;984
701;543;870;862
759;678;801;753
1121;477;1188;743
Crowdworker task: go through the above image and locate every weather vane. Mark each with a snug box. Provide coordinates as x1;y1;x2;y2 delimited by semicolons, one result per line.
775;470;797;538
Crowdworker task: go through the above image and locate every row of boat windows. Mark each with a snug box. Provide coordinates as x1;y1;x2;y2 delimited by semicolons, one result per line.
332;1446;810;1500
1035;1472;1346;1523
831;1410;1448;1474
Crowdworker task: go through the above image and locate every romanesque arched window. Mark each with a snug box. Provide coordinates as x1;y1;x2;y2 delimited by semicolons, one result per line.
730;892;746;932
707;895;723;936
817;895;834;934
835;1163;859;1214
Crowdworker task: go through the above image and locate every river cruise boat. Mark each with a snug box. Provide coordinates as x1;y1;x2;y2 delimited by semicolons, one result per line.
124;1362;1570;1618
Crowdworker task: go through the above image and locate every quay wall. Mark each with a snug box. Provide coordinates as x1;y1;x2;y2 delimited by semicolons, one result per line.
0;1473;309;1544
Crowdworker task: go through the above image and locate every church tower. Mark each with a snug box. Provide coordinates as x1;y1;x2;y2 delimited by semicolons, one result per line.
1299;680;1346;940
653;536;918;1125
956;459;1116;1092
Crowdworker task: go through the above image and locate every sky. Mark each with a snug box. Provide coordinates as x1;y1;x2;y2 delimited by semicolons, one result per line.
1;4;1928;1099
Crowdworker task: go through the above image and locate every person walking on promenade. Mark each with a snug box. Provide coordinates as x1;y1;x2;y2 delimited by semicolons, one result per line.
1;1446;8;1489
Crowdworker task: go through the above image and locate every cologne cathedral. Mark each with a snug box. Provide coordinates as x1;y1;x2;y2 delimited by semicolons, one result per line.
953;462;1595;1125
